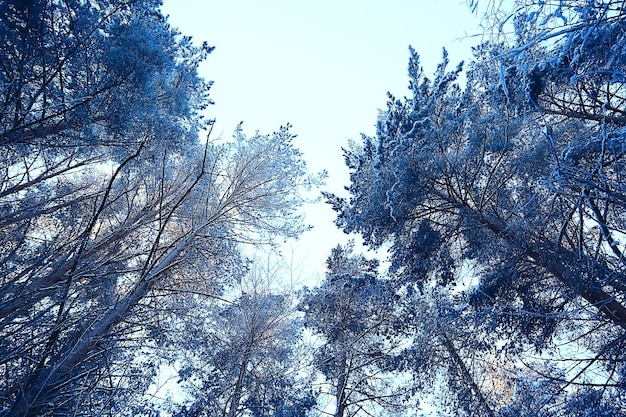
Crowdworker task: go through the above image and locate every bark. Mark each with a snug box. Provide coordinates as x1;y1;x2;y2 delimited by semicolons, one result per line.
440;334;496;417
227;349;251;417
335;351;348;417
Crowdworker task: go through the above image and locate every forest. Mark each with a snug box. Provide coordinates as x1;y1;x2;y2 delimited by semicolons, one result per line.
1;0;625;416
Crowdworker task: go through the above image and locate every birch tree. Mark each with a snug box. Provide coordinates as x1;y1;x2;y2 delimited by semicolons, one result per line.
0;1;316;415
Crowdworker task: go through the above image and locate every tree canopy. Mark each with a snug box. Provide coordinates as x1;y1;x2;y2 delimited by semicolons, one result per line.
326;0;626;414
3;0;626;416
0;1;314;415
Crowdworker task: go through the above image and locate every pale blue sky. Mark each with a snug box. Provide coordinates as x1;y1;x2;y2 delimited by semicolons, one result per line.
161;1;484;284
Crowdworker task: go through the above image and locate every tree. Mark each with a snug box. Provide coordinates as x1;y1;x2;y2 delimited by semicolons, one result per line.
299;244;412;417
0;0;211;152
0;1;211;414
0;0;212;335
1;123;314;416
0;1;317;414
325;1;626;412
167;288;315;417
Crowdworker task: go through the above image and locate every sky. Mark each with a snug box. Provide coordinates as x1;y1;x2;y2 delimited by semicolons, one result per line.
160;0;485;286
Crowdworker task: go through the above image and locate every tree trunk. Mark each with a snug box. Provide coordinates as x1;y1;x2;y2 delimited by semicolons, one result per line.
483;215;626;329
335;351;348;417
227;349;251;417
8;234;193;417
440;333;496;417
443;192;626;329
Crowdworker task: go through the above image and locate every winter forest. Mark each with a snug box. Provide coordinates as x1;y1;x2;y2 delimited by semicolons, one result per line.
1;0;626;416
